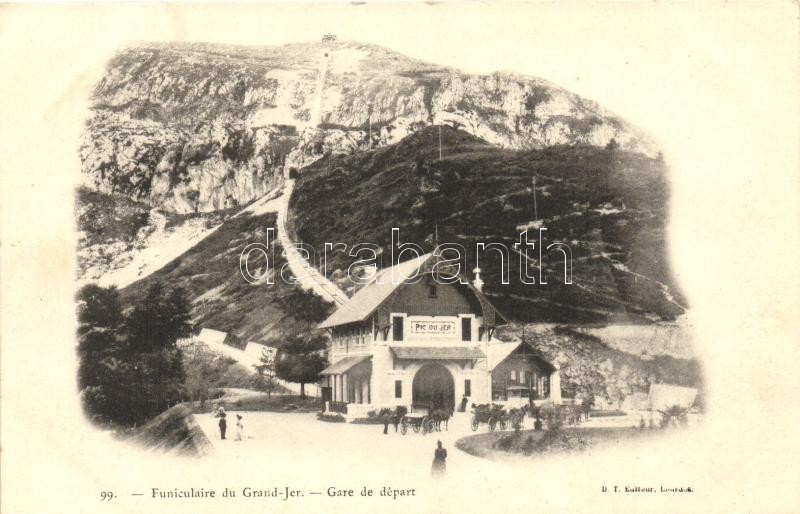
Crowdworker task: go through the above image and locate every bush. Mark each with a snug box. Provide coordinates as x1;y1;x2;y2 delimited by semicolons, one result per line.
198;394;321;414
658;404;688;428
539;404;565;431
591;409;626;418
527;429;590;455
493;433;518;451
352;408;389;425
317;412;346;423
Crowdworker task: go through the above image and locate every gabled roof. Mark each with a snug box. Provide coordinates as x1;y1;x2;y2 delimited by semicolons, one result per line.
487;342;522;370
487;340;554;371
320;355;372;375
318;253;434;328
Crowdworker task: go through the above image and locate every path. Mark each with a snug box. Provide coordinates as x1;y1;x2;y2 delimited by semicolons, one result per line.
194;410;498;482
274;180;348;306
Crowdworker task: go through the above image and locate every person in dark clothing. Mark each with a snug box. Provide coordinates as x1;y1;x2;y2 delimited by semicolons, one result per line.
381;408;391;435
431;440;447;477
215;407;227;440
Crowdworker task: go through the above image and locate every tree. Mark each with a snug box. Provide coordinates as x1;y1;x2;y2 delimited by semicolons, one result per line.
76;282;193;427
76;285;127;423
127;283;192;351
253;348;279;399
275;332;328;398
183;344;227;407
123;283;191;421
77;284;123;335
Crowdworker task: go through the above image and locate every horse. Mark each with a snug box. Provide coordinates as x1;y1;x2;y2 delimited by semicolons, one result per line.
391;406;408;432
430;407;452;432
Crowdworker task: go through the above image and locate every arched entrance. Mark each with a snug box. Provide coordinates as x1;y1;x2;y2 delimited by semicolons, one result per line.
412;363;455;412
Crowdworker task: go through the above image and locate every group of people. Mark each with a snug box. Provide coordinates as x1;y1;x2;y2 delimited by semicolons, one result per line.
212;405;445;476
213;406;246;441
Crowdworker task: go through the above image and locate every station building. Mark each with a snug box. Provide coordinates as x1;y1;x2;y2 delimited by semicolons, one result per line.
318;253;562;418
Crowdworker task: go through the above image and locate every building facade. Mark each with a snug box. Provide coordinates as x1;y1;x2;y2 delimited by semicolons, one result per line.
318;253;561;418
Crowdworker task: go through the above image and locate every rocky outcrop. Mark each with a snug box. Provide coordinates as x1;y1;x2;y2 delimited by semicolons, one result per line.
497;324;701;409
81;40;658;213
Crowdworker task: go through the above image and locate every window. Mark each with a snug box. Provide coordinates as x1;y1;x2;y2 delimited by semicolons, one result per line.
395;380;402;399
464;379;471;397
428;284;438;298
461;317;472;341
392;316;404;341
510;370;518;381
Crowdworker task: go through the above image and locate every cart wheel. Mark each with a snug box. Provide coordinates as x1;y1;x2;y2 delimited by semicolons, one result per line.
499;419;508;431
489;418;497;432
421;416;430;435
400;420;407;435
471;417;479;431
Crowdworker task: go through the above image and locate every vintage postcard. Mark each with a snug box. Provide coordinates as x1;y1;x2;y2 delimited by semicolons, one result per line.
1;2;799;513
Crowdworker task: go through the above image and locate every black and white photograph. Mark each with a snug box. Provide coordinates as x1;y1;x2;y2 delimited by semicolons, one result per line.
1;3;799;514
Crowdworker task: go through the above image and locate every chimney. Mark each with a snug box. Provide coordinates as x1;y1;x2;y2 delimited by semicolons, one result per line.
472;266;484;292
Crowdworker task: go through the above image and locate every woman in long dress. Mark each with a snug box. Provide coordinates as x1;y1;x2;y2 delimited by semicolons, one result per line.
234;414;245;441
431;440;447;477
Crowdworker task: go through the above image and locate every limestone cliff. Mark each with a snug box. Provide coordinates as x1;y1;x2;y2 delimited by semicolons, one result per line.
81;40;658;213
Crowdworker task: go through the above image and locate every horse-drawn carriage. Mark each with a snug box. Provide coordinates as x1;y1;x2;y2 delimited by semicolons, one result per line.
400;413;435;435
399;406;452;435
470;404;527;431
471;403;505;431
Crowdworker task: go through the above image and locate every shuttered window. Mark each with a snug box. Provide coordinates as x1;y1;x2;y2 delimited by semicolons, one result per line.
392;316;404;341
461;317;472;341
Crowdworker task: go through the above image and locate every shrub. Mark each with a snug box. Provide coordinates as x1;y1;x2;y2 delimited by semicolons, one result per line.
522;435;538;455
658;404;688;428
539;404;565;432
317;412;346;423
591;409;626;418
351;409;389;425
494;433;517;451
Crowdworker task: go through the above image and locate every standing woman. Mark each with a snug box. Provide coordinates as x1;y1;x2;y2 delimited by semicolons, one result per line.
431;440;447;477
235;414;245;441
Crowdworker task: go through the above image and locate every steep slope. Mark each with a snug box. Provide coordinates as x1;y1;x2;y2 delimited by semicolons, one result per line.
290;126;685;324
119;211;333;342
76;186;237;285
81;39;658;213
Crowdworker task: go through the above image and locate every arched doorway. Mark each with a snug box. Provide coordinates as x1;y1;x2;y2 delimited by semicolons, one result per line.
412;363;455;412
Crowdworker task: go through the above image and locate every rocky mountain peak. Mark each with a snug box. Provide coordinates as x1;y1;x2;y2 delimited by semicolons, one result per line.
81;40;659;213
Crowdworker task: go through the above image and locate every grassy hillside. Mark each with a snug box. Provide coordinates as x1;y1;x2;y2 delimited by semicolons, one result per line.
120;211;334;342
290;126;686;324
